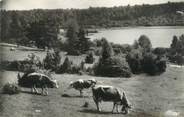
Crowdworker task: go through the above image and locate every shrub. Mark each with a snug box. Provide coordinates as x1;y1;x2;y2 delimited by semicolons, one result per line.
86;67;94;75
127;48;167;75
169;34;184;65
94;56;131;78
58;57;72;73
0;60;20;71
142;53;166;75
112;43;132;54
173;54;184;65
3;83;21;94
126;49;143;74
80;61;86;72
94;47;102;56
153;47;167;56
85;52;95;64
93;38;131;77
21;53;42;72
71;65;81;74
101;38;114;59
0;58;41;72
43;50;61;71
138;35;152;52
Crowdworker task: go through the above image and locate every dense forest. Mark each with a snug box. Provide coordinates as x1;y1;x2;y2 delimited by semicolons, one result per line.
0;2;184;44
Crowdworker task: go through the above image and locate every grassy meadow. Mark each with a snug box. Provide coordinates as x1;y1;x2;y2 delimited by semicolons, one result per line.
0;46;184;117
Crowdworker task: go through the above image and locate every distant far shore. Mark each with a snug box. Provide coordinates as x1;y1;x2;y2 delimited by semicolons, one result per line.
0;43;44;51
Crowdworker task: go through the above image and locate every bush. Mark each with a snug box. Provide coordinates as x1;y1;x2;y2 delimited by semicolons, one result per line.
86;67;94;75
153;47;167;56
0;60;20;71
3;83;21;94
169;34;184;65
94;47;102;56
142;53;166;75
58;57;72;73
126;49;143;74
94;56;131;78
126;48;167;75
0;58;41;72
71;65;81;74
85;52;95;64
101;38;114;59
170;54;184;65
138;35;152;52
43;50;61;71
112;43;132;54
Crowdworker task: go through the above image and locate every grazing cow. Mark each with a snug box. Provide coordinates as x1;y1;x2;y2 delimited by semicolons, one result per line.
18;72;59;95
68;79;97;96
92;85;131;114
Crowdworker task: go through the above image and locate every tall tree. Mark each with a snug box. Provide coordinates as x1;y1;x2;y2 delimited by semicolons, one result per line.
170;35;178;49
101;38;114;59
26;19;59;49
66;18;80;55
78;27;90;53
138;35;152;52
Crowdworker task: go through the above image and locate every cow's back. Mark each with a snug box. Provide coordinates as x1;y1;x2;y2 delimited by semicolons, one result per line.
82;80;93;88
19;74;44;88
72;80;92;89
92;86;121;102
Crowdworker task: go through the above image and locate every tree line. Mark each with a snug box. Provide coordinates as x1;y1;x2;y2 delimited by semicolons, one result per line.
1;1;184;44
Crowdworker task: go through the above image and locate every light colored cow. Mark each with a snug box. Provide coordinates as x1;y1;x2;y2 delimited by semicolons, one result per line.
92;85;131;114
68;79;97;96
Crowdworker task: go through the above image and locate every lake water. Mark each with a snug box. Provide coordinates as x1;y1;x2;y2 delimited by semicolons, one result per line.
87;26;184;48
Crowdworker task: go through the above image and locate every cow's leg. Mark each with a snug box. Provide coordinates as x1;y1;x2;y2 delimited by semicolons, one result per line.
32;85;37;94
41;85;47;96
79;90;83;97
34;85;38;94
121;105;128;114
96;102;100;112
41;86;44;95
112;103;116;113
122;106;128;114
31;86;34;93
94;99;101;112
116;104;119;113
45;85;48;95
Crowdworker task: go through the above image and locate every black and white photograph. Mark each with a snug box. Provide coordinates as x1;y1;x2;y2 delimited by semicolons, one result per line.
0;0;184;117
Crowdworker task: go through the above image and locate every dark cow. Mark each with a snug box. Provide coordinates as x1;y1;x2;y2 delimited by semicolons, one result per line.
92;85;131;114
68;79;97;96
18;72;59;95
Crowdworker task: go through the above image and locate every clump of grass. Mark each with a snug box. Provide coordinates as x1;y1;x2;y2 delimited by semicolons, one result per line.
3;83;21;94
61;94;71;97
82;102;89;108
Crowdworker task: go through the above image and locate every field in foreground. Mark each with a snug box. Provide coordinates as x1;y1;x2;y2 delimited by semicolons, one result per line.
0;65;184;117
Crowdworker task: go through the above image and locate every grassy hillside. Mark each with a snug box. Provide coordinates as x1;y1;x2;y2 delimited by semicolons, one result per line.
0;64;184;117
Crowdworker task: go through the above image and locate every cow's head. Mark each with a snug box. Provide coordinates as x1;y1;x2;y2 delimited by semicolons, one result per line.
51;80;59;88
121;92;131;114
68;81;74;89
89;79;97;87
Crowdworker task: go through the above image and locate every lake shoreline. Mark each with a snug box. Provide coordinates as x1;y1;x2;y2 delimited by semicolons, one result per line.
92;26;184;31
87;26;184;48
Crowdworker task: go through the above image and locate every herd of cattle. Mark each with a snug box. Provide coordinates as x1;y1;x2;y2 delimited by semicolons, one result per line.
17;72;131;114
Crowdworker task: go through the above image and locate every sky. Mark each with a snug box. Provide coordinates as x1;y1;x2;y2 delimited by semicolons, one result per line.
2;0;184;10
